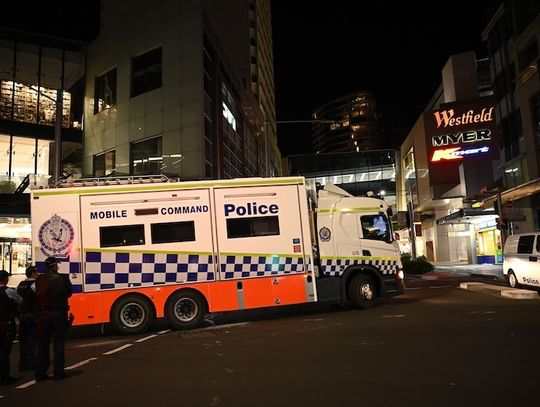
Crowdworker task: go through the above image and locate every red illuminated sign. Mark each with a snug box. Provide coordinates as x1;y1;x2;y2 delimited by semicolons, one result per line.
424;97;498;189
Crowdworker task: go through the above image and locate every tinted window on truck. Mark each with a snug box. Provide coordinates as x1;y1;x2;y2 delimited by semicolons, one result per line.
226;216;280;239
151;221;195;243
360;214;389;241
517;235;535;254
100;224;145;247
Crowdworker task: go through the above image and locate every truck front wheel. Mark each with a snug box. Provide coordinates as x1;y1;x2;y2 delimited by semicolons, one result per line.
347;274;376;309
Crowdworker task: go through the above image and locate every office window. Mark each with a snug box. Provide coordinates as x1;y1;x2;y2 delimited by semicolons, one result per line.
94;69;117;114
226;216;280;239
151;221;196;244
131;136;162;175
94;150;116;176
132;48;162;97
100;224;145;248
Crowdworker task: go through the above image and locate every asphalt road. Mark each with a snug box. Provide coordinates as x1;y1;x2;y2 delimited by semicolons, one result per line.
2;276;540;406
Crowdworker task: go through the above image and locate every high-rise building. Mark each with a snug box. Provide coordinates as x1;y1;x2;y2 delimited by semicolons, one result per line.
84;0;277;180
312;92;380;153
203;0;279;174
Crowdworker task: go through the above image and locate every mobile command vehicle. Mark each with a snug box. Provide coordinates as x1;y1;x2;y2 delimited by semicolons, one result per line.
503;233;540;289
31;175;405;334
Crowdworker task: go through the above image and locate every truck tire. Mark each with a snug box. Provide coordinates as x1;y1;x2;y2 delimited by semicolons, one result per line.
165;290;207;330
347;274;376;309
111;295;153;335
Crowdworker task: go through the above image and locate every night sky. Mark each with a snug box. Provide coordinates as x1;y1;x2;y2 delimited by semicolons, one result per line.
2;1;492;155
272;1;493;155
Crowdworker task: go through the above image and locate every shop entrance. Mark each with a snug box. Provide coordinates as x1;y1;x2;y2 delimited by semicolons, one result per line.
0;237;31;275
476;229;502;264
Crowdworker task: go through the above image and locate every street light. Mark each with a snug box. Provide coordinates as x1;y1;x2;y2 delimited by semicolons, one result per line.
263;119;334;176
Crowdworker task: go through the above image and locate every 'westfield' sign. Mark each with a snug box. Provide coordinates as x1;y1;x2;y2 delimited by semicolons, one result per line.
424;98;498;187
433;107;494;128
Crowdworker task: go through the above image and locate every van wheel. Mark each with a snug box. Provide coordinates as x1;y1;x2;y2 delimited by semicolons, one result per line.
166;290;207;330
111;295;153;335
508;270;518;288
347;274;376;309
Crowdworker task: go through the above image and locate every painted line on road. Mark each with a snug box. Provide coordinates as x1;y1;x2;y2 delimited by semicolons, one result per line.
382;314;406;318
135;334;159;343
66;357;99;370
16;379;37;390
103;343;133;355
429;285;452;289
158;329;171;335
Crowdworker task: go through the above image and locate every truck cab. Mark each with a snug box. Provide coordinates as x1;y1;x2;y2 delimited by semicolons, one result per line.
313;184;404;307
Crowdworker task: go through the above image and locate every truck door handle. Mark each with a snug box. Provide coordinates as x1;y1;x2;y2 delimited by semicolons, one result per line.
529;256;537;262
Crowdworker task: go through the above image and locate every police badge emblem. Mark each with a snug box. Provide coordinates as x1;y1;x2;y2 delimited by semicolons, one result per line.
39;214;75;257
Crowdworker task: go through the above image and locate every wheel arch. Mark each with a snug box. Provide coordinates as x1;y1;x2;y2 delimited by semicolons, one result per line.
164;287;209;315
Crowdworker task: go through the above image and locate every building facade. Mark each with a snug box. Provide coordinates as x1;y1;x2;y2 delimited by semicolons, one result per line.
312;92;380;153
84;0;278;180
481;1;540;234
0;28;86;274
396;52;501;264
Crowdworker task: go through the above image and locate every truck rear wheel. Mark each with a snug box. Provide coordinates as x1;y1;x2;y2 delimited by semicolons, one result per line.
165;290;207;330
348;274;376;309
111;295;153;335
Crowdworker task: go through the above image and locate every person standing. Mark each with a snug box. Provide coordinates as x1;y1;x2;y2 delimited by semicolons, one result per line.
35;257;72;381
17;265;39;371
0;269;22;386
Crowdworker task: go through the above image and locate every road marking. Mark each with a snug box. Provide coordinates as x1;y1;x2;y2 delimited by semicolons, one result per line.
66;357;99;370
429;285;452;289
73;339;131;348
103;344;133;355
16;380;36;389
158;329;171;334
135;334;158;343
382;314;406;318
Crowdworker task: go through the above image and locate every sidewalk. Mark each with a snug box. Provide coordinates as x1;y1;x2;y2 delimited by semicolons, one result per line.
419;262;504;281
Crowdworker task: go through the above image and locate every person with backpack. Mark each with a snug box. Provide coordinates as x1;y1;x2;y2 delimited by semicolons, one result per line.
0;269;22;386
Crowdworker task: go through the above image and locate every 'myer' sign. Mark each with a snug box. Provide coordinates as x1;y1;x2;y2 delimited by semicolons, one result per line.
424;98;498;186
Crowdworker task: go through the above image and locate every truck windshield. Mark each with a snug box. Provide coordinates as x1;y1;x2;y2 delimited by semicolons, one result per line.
360;214;390;242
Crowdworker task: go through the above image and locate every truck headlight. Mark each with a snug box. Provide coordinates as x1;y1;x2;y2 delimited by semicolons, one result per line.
397;269;404;280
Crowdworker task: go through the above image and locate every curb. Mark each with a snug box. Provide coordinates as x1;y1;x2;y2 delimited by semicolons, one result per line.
459;282;539;299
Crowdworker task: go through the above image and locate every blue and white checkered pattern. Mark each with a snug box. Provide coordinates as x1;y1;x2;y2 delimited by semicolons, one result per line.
84;251;214;292
321;258;398;277
220;254;305;279
36;260;83;293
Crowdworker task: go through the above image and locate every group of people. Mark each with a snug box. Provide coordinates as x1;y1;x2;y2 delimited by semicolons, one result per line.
0;256;73;385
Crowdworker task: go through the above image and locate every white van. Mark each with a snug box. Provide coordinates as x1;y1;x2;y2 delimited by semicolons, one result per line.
503;233;540;289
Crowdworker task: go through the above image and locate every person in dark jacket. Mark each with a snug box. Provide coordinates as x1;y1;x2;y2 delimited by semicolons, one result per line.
0;269;22;386
35;257;72;381
17;265;39;371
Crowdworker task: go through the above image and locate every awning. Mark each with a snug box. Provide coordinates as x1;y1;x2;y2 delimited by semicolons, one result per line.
482;178;540;208
436;208;497;225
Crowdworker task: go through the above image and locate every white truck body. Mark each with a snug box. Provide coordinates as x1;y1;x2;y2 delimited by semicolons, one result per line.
30;176;404;333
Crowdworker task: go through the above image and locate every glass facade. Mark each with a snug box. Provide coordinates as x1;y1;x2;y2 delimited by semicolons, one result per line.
131;136;163;175
286;149;397;208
